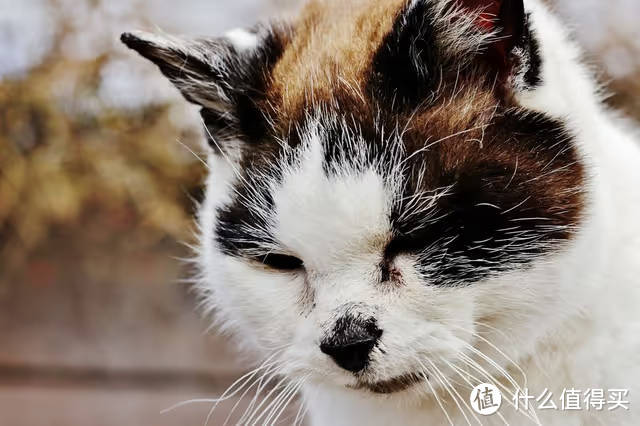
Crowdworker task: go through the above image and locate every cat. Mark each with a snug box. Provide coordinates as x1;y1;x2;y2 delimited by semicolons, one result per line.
122;0;640;424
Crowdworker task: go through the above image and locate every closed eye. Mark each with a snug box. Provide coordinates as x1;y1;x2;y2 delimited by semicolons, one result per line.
260;253;304;271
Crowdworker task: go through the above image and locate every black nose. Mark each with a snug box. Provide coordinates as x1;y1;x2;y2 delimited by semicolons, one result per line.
320;316;383;373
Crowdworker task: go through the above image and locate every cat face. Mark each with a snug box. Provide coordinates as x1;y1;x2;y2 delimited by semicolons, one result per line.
123;0;585;397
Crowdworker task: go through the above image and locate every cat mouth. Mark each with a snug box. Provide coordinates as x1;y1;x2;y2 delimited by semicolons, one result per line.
349;372;427;394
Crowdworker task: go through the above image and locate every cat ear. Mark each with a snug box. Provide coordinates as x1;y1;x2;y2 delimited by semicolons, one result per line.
457;0;542;91
121;26;289;145
370;0;541;108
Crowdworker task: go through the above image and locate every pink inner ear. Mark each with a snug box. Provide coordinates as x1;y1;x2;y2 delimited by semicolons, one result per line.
458;0;502;32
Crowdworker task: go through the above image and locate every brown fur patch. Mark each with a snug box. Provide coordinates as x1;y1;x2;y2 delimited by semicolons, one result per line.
268;0;407;120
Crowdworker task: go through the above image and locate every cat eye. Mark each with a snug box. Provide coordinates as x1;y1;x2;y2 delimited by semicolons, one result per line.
260;253;304;271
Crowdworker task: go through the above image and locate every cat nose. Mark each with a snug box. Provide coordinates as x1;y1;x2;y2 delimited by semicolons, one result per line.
320;317;383;373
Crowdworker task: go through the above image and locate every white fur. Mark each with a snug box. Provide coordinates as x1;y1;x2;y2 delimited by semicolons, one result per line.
225;28;260;51
196;1;640;424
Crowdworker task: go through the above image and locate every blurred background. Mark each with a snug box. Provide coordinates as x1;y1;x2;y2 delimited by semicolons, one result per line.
0;0;638;425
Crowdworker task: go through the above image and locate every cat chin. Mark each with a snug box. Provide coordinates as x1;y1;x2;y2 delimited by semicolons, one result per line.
348;372;426;394
304;376;433;404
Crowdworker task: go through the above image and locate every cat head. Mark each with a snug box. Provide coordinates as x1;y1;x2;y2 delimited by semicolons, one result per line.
123;0;586;398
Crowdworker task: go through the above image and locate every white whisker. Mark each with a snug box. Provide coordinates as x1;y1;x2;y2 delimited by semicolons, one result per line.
176;138;209;169
416;358;454;426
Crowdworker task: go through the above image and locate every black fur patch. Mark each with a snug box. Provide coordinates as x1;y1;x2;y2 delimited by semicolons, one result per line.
319;109;398;177
521;20;543;89
215;181;277;259
387;111;581;286
368;1;440;109
213;136;296;260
